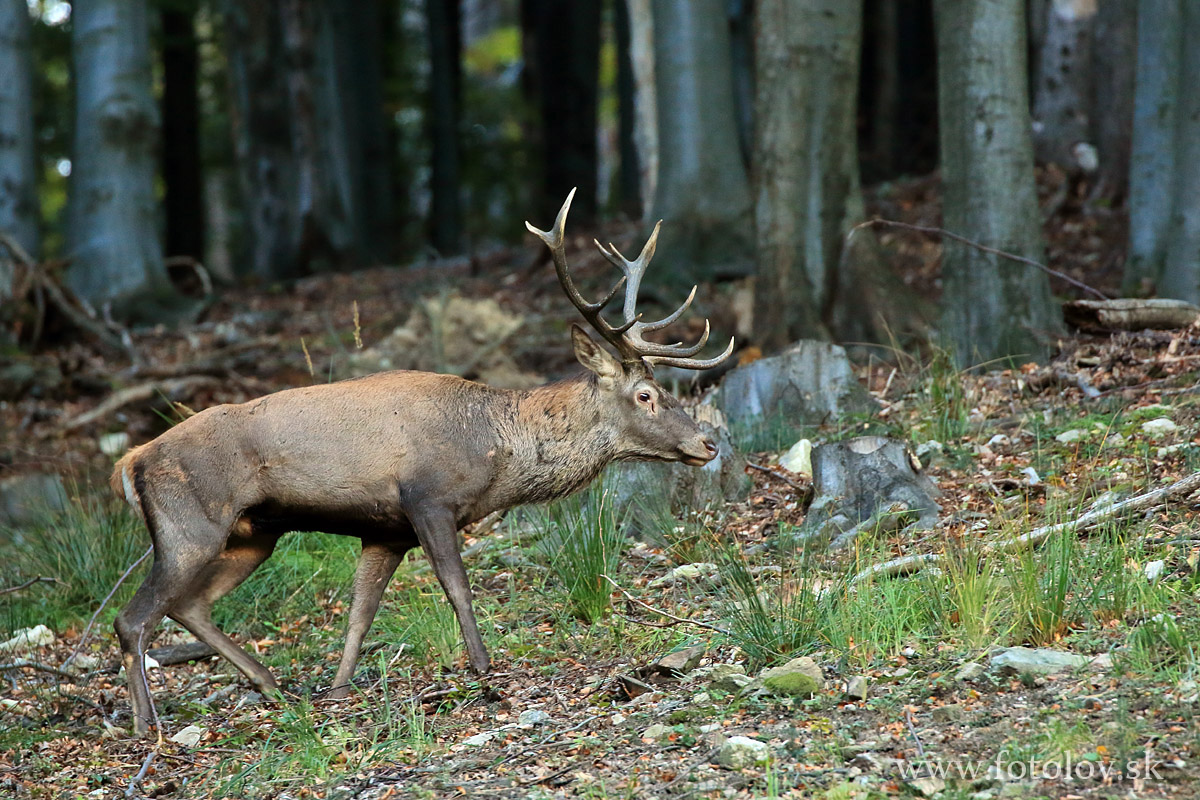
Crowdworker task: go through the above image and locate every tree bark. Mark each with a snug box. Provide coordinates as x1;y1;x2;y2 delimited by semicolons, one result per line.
1090;0;1135;199
1158;4;1200;302
0;0;38;300
626;0;657;222
1125;0;1183;294
650;0;752;277
427;0;462;254
1030;0;1097;168
160;0;205;262
935;0;1058;365
67;0;171;314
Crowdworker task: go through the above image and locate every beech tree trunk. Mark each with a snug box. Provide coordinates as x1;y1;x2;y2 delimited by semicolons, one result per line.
935;0;1058;364
0;0;38;300
1090;0;1135;198
160;0;204;262
650;0;752;277
427;0;462;254
67;0;171;314
1030;0;1097;168
626;0;657;222
1126;0;1200;300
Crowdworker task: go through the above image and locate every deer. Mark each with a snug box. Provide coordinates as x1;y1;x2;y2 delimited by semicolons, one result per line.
109;189;734;735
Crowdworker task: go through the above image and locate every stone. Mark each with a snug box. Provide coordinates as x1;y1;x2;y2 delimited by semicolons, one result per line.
641;724;669;740
716;736;769;770
0;624;55;652
656;645;706;675
1144;560;1166;582
0;472;68;526
648;562;720;588
708;664;752;693
64;653;100;674
98;432;130;457
907;776;946;797
955;662;986;682
1055;429;1086;443
715;340;877;428
931;703;965;723
462;732;495;747
518;709;552;726
778;439;813;478
1141;418;1178;436
760;656;824;697
990;647;1090;677
169;725;206;747
845;675;869;701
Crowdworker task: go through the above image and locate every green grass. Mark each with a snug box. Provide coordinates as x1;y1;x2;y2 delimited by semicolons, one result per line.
534;486;625;624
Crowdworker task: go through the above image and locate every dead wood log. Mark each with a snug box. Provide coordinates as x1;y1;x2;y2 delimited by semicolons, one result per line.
1063;299;1200;332
147;640;218;666
853;471;1200;583
797;436;940;549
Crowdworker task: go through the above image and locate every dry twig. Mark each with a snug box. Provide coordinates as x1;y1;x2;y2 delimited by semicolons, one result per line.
61;376;218;432
746;461;810;493
601;575;730;635
0;576;59;596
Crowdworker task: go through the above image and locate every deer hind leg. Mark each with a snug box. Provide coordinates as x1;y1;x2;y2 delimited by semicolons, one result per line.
327;540;407;699
168;531;280;694
115;519;226;736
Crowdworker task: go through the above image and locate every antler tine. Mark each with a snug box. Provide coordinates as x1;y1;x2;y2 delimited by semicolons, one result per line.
639;285;697;333
594;220;661;324
646;335;737;370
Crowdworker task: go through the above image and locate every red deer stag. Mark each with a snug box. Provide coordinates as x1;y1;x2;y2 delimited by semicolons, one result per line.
110;189;733;734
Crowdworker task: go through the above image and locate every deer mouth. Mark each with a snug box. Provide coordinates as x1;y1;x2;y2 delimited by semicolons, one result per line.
679;440;719;466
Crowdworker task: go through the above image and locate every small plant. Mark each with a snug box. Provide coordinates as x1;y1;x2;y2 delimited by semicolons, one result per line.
719;543;823;670
926;346;970;441
378;584;463;672
1007;530;1079;646
537;487;624;623
940;541;1010;650
820;569;937;667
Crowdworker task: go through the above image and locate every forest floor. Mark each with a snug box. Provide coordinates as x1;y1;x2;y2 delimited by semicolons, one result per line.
2;172;1199;799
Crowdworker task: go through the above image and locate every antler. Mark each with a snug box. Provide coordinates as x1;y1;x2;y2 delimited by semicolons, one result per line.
525;189;735;370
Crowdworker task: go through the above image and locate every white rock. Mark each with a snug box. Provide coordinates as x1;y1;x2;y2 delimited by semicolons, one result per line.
716;736;769;770
1141;418;1178;436
916;440;944;461
845;675;869;701
1144;560;1166;582
648;562;720;588
1055;429;1086;444
64;653;100;674
907;776;946;797
609;713;625;726
986;434;1010;448
778;439;813;478
641;724;669;740
990;646;1089;676
117;653;161;679
0;624;55;652
169;725;206;747
98;431;131;457
462;732;495;747
1021;467;1041;485
1157;442;1195;458
518;709;552;727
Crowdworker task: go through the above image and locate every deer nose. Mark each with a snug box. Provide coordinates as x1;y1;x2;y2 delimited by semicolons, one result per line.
703;439;719;458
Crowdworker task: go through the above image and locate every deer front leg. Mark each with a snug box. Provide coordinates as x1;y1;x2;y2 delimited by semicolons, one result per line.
406;504;490;674
327;541;407;699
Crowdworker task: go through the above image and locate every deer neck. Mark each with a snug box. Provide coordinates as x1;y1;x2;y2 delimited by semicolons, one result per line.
498;375;617;505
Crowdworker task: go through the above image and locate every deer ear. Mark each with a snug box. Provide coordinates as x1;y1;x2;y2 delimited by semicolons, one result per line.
572;324;623;382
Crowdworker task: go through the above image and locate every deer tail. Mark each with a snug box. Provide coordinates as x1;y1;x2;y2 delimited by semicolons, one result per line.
110;446;146;521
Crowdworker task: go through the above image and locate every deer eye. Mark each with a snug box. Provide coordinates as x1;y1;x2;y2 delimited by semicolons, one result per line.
637;391;652;403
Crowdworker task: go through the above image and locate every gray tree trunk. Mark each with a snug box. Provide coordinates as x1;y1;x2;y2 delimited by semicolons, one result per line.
650;0;752;276
67;0;170;313
1030;0;1097;168
0;0;38;300
1126;0;1183;294
1090;0;1135;198
1158;4;1200;302
935;0;1058;365
627;0;657;221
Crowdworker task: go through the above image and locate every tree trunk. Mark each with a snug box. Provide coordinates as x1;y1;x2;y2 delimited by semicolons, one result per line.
427;0;462;254
160;0;205;262
615;0;641;218
1090;0;1135;199
1125;0;1183;294
1158;4;1200;302
935;0;1058;365
626;0;657;222
67;0;171;315
650;0;753;277
525;0;601;224
0;0;38;300
1031;0;1097;169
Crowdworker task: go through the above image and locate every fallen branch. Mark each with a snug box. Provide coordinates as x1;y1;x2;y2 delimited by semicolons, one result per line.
0;576;59;596
853;472;1200;583
125;748;159;799
0;659;81;681
601;574;730;635
847;218;1108;300
746;461;810;493
61;376;218;432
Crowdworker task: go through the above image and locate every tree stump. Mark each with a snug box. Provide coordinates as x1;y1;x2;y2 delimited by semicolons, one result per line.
796;436;940;550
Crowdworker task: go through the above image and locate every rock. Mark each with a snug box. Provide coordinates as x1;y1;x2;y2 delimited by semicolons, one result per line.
169;725;206;747
656;645;706;675
1089;653;1113;672
462;731;495;747
716;736;769;770
641;724;669;740
907;776;946;797
0;624;55;652
990;646;1090;676
845;675;869;701
955;662;986;682
932;703;965;723
609;405;751;518
0;472;68;526
915;440;944;462
1157;442;1196;458
760;656;824;697
708;664;752;693
778;439;813;478
715;340;878;428
609;713;625;726
648;562;720;588
1144;560;1166;582
1055;429;1086;443
98;431;130;457
1141;418;1178;436
64;653;100;675
518;709;552;726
